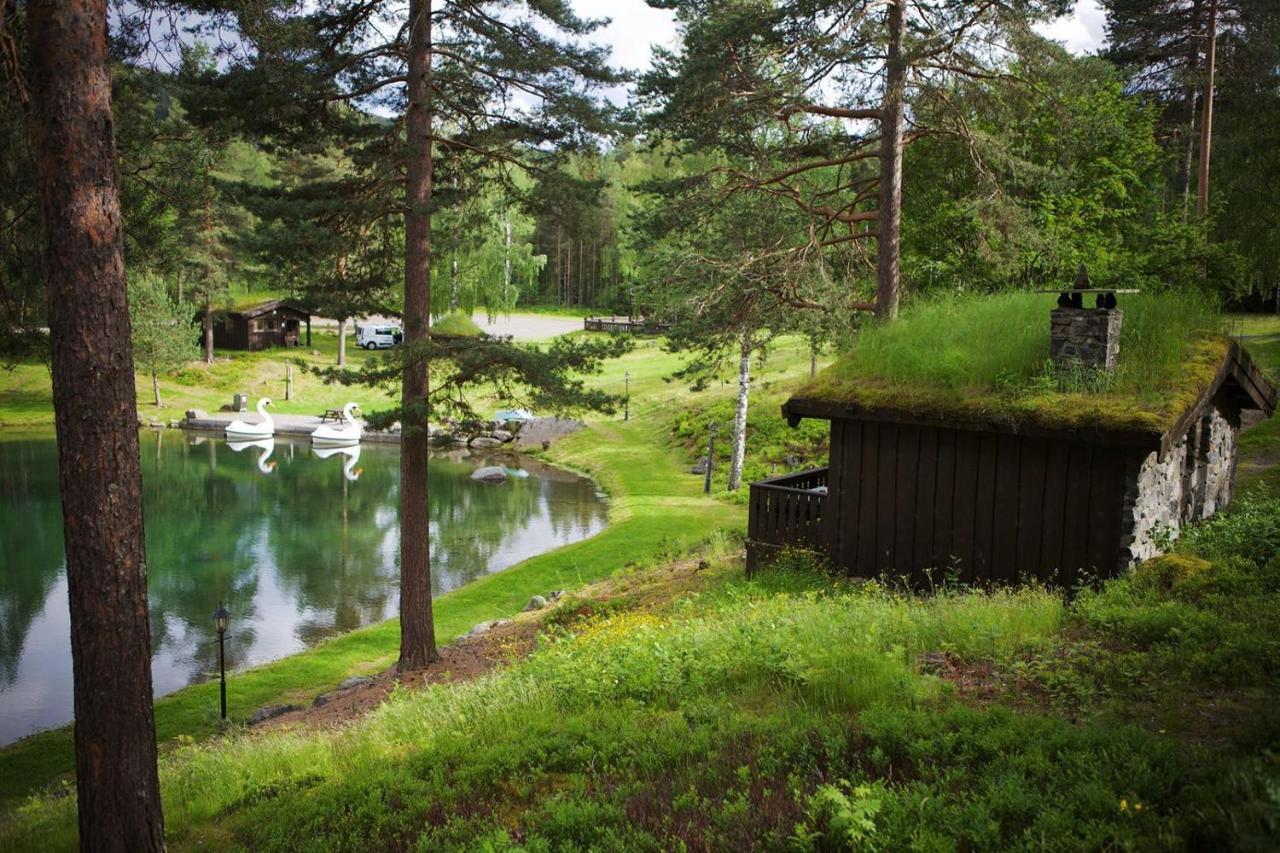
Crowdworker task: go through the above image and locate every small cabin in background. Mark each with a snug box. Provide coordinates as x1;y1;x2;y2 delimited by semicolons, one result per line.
211;300;312;351
747;293;1277;587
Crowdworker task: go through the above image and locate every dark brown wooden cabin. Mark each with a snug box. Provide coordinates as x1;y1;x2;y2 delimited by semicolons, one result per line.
211;300;311;351
747;340;1276;587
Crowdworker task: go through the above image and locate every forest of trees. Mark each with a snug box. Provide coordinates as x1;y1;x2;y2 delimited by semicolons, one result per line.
3;0;1280;846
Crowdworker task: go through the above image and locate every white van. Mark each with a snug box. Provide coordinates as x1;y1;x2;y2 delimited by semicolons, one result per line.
356;324;402;349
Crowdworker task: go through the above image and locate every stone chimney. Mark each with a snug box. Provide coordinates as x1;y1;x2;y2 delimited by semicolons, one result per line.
1050;264;1122;372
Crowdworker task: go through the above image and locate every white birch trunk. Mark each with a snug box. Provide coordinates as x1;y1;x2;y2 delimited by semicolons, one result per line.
728;331;752;491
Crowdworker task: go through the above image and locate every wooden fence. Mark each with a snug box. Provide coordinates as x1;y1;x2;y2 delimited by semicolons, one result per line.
584;316;672;334
745;467;828;572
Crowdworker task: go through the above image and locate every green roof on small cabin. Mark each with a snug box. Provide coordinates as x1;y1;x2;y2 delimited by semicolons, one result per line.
785;292;1275;450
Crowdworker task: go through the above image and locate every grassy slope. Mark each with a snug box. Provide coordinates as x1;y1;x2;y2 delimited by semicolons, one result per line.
9;500;1280;849
0;332;817;809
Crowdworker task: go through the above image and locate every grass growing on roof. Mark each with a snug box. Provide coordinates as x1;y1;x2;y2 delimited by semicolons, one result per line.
431;311;484;338
803;290;1225;433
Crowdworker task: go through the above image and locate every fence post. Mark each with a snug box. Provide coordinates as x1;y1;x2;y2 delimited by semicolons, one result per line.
285;362;293;401
704;422;717;494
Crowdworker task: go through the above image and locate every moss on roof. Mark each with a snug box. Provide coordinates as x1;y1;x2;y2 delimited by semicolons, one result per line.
430;311;484;338
794;291;1233;436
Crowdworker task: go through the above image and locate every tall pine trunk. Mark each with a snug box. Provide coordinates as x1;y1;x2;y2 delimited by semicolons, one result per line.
337;317;348;367
400;0;439;671
876;0;905;321
28;1;165;847
1196;0;1218;219
727;330;752;492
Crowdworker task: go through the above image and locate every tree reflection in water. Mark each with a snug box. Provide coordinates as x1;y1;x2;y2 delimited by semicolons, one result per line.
0;430;607;746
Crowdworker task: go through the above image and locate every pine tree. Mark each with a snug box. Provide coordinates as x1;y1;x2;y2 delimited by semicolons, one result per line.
26;0;165;846
640;0;1069;320
218;0;624;669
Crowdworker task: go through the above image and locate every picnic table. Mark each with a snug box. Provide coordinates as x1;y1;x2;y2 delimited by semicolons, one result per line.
319;408;346;423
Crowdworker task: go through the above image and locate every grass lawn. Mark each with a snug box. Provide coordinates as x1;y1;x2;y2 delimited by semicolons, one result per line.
7;487;1280;849
0;329;822;810
0;329;397;428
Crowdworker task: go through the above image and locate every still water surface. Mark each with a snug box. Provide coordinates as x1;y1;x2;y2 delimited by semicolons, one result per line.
0;430;608;746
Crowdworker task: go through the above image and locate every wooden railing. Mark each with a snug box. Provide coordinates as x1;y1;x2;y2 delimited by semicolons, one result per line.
747;467;829;556
584;317;672;334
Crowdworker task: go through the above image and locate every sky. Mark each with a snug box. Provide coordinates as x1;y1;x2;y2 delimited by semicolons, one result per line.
573;0;1109;84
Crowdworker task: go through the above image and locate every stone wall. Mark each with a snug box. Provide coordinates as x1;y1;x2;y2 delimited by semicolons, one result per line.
1121;404;1239;563
1050;307;1123;372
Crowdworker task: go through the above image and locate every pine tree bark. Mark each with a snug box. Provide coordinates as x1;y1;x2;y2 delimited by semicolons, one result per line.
337;317;348;367
727;330;752;492
1196;0;1218;219
876;0;905;321
399;0;439;671
27;1;165;848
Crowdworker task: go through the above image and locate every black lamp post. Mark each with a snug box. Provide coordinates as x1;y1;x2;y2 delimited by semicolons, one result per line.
624;371;630;422
212;605;229;720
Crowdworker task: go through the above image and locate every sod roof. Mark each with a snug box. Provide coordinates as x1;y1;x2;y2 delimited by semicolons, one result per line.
785;293;1275;452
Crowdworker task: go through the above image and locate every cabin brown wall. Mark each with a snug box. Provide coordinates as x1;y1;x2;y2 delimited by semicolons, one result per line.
823;419;1137;585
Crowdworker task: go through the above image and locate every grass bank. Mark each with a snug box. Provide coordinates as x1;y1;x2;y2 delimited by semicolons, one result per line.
0;333;820;810
8;488;1280;849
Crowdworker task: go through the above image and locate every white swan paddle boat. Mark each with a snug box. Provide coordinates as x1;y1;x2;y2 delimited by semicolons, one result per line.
226;437;277;474
312;444;363;481
225;397;275;440
310;402;362;448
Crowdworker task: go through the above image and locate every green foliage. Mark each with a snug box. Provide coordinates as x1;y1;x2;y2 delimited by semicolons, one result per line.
127;274;198;405
670;394;828;495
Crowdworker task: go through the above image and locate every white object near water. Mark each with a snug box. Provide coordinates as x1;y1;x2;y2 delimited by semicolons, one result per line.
310;402;363;447
225;398;275;440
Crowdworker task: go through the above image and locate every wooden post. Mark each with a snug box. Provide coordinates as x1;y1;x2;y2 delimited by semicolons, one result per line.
704;422;717;494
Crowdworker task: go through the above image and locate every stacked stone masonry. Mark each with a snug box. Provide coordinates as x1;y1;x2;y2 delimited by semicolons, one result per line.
1121;404;1239;564
1050;307;1123;372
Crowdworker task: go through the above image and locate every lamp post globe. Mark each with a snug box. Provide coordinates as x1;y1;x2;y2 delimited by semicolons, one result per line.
212;605;229;720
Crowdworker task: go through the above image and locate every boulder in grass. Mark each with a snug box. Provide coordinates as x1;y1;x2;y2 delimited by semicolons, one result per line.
522;594;548;612
247;703;302;725
469;435;503;449
471;466;508;483
337;675;376;691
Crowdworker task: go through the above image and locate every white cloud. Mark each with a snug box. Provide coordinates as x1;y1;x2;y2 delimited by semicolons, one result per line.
571;0;679;75
1035;0;1109;55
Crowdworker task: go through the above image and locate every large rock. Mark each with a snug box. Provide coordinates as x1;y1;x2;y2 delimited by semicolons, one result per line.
469;436;503;449
466;618;511;638
491;430;515;443
337;675;376;691
247;703;301;725
522;594;548;612
471;466;508;482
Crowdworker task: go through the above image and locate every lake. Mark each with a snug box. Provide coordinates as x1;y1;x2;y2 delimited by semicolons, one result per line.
0;429;608;746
